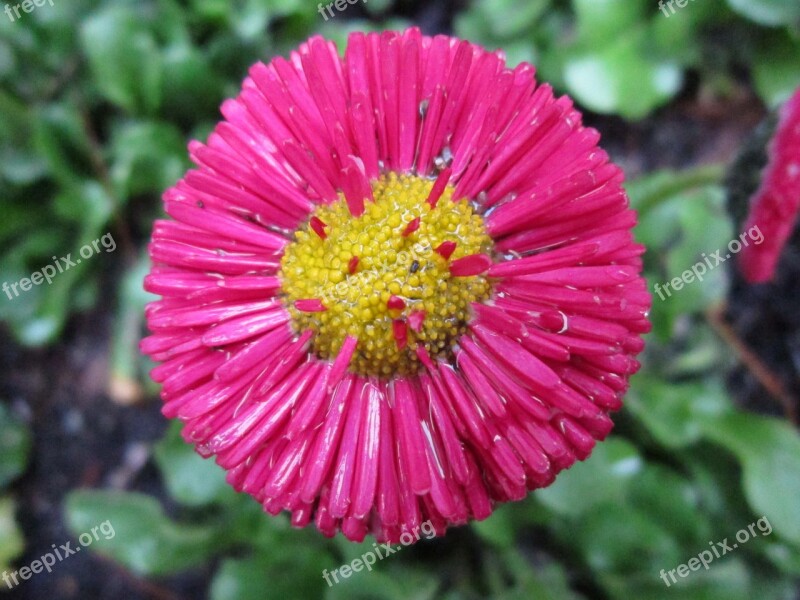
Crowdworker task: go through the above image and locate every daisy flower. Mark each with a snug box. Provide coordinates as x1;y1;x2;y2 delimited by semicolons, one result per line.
739;87;800;283
142;28;650;543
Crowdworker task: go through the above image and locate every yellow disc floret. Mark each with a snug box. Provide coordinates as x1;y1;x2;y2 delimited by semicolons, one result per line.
279;172;493;377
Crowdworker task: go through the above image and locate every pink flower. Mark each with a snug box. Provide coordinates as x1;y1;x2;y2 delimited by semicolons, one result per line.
141;28;650;543
739;87;800;283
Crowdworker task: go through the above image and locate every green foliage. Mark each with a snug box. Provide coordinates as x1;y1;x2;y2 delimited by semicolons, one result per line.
153;421;232;507
81;7;164;115
211;549;335;600
726;0;800;27
536;438;642;516
456;0;798;119
752;30;800;107
0;404;31;488
65;490;222;575
560;0;686;119
628;167;732;340
0;0;320;347
703;414;800;546
0;404;32;572
0;497;25;574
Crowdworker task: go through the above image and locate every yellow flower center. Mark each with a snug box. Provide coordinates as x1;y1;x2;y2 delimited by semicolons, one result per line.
279;173;494;376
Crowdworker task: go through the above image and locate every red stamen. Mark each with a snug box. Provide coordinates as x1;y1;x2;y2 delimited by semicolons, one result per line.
434;240;457;260
348;256;359;274
295;298;327;312
408;310;426;332
387;295;406;310
392;319;408;349
426;167;452;209
402;217;420;237
310;217;327;239
450;253;492;277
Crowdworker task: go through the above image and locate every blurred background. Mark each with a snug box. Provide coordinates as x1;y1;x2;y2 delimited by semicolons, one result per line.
1;0;800;598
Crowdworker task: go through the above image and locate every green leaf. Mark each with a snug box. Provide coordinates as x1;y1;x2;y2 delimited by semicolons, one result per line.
563;38;682;119
324;568;440;600
625;376;731;449
491;551;583;600
264;0;314;17
0;496;24;572
230;0;272;41
152;0;192;45
80;7;162;114
470;0;549;39
64;490;219;575
753;31;800;107
561;3;688;119
681;443;755;525
0;404;31;488
600;559;753;600
211;546;334;600
628;464;710;546
536;437;642;516
572;0;647;47
0;92;47;185
635;182;731;338
471;502;517;547
53;180;116;232
160;44;227;124
762;541;800;575
726;0;800;27
0;38;14;78
0;225;69;345
32;103;94;187
154;422;232;507
626;165;726;217
109;120;188;200
649;1;711;67
700;413;800;546
572;501;682;576
0;178;116;347
189;0;231;23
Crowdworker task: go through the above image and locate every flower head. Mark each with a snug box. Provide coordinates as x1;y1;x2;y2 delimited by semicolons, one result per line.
739;87;800;283
142;28;650;543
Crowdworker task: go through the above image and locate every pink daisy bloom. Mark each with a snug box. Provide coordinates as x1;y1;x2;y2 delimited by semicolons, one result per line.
739;87;800;283
142;28;650;544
